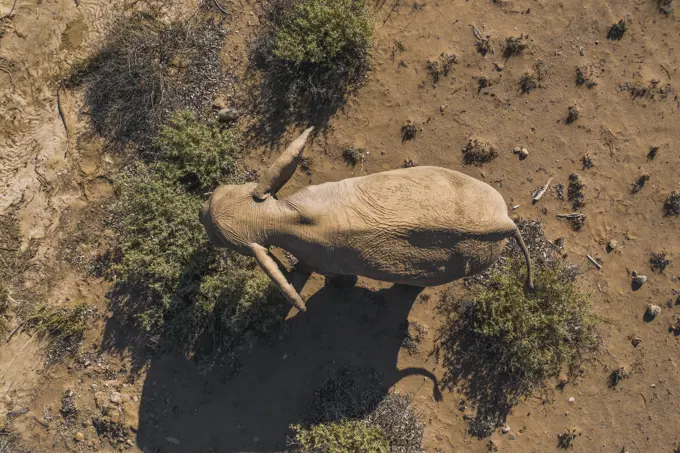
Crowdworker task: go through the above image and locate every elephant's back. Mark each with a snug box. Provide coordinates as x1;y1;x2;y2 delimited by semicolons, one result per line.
346;167;512;235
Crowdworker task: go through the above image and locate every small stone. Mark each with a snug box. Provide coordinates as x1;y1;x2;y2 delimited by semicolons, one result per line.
74;432;85;442
120;394;131;404
646;304;661;318
509;433;517;440
606;240;618;252
217;108;240;123
110;392;122;405
632;272;647;286
439;104;446;113
494;63;504;71
166;437;180;445
558;374;569;385
579;47;585;56
513;146;521;154
109;411;120;423
568;397;575;404
501;424;511;434
519;148;529;159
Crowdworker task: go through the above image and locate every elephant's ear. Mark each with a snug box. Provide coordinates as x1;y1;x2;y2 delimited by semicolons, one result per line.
252;127;314;201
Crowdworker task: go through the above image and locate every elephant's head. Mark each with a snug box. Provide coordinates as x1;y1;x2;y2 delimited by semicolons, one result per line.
198;127;315;311
199;126;314;253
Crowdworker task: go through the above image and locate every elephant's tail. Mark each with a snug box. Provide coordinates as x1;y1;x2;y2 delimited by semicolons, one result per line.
512;227;534;290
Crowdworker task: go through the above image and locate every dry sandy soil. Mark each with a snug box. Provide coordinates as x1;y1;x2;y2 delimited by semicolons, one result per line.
1;0;680;452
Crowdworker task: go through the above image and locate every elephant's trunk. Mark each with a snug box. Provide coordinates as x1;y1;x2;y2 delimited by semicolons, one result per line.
512;227;534;290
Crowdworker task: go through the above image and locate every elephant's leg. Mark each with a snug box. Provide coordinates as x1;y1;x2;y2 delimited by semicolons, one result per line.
324;274;358;288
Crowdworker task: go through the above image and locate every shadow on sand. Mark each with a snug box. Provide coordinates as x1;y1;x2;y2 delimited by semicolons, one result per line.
102;276;438;452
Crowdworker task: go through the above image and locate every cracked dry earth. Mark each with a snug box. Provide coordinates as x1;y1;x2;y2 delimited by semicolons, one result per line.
1;0;680;452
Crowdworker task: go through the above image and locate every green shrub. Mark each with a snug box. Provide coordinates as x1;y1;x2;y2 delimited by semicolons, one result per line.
435;223;599;437
26;303;96;362
108;112;288;362
153;110;242;191
253;0;373;127
290;420;389;453
274;0;373;66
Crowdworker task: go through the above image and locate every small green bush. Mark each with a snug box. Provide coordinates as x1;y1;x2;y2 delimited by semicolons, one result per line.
108;112;288;362
253;0;373;128
436;235;599;437
274;0;373;66
153;110;242;191
290;420;389;453
26;303;96;362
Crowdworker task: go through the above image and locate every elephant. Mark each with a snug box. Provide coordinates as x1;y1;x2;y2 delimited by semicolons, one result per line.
199;127;533;311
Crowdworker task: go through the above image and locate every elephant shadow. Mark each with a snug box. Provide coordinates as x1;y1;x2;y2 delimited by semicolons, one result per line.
130;282;436;453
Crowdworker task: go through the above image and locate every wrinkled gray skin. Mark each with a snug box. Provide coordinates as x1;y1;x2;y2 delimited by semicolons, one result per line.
200;128;533;311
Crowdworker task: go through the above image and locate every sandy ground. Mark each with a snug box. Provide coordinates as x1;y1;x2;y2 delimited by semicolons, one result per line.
1;0;679;452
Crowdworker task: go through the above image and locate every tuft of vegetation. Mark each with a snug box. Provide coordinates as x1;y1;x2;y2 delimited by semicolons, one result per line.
557;429;579;449
403;158;418;168
152;110;242;191
462;139;498;166
401;122;417;142
106;112;288;365
608;366;629;388
290;420;389;453
59;389;78;425
658;0;673;15
342;147;367;167
435;222;599;437
607;20;627;41
26;303;95;362
292;367;424;452
477;76;491;93
503;35;527;58
520;73;538;93
66;12;227;145
647;146;659;161
568;173;585;210
253;0;373;128
565;106;580;124
581;155;593;169
476;38;493;56
426;52;458;83
650;252;670;273
664;191;680;216
575;67;598;89
631;175;650;194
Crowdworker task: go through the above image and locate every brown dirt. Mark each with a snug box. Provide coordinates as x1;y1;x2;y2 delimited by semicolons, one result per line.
1;0;679;452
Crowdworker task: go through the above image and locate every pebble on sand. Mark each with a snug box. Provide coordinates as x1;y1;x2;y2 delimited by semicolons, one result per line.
646;304;661;318
74;432;85;442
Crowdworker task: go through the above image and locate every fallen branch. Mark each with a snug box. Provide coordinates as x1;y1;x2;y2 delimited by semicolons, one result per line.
213;0;228;15
0;0;18;20
57;83;70;157
532;176;553;203
32;415;49;428
556;213;585;219
587;254;602;270
6;320;26;343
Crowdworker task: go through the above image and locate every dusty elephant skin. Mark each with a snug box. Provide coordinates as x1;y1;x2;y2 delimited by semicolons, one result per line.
200;128;533;310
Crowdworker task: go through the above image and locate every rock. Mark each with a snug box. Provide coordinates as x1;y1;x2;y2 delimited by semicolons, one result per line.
558;374;569;385
632;272;647;286
217;108;240;123
109;411;120;423
519;148;529;159
606;240;618;252
110;392;122;404
568;397;575;404
74;432;85;442
501;424;511;434
646;304;661;318
513;146;521;154
509;433;517;440
120;394;131;404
